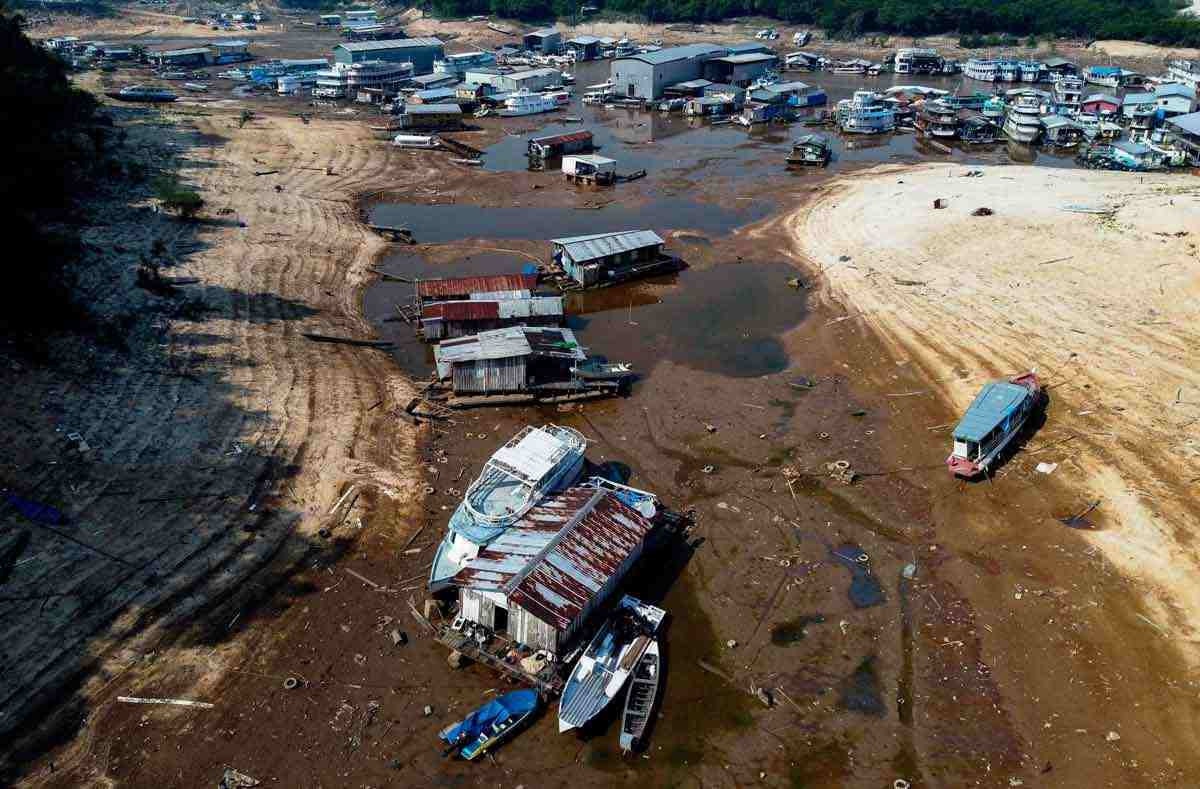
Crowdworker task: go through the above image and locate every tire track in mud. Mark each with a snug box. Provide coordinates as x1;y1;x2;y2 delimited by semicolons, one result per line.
0;109;420;771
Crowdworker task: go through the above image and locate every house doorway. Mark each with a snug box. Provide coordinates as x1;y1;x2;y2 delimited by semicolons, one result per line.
493;607;509;634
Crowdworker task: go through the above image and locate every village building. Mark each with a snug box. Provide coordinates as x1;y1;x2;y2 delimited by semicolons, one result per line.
150;46;212;68
396;103;464;130
433;326;587;395
1165;111;1200;165
551;230;668;288
333;38;445;74
450;486;655;656
566;35;601;61
416;273;538;306
562;154;617;184
702;52;778;87
211;39;252;63
611;43;727;100
1081;93;1120;115
528;130;594;161
314;60;413;99
523;28;562;54
434;50;496;77
463;66;562;94
1043;56;1078;76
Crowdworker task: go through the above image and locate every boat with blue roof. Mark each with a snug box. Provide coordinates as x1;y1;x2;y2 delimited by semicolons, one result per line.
429;424;587;591
439;688;539;760
946;372;1041;477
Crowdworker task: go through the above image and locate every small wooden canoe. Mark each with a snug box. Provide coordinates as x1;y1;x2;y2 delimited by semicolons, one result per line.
619;639;660;753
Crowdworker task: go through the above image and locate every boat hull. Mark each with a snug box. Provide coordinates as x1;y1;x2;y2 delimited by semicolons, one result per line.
947;372;1041;477
619;640;660;752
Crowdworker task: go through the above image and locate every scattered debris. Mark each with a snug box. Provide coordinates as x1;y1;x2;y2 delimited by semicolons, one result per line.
117;696;214;708
219;769;260;789
971;207;994;216
933;198;947;209
1058;500;1101;529
832;545;884;608
423;704;434;717
282;677;299;690
1035;462;1058;474
1106;730;1122;742
826;460;857;485
726;639;738;649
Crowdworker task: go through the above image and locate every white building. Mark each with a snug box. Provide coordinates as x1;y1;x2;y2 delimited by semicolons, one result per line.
313;60;413;98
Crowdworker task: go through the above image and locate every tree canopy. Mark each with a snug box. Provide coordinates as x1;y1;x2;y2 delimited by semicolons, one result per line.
421;0;1200;47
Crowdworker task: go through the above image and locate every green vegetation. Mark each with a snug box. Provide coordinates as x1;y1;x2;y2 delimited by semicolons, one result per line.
421;0;1200;47
0;1;104;339
153;175;205;219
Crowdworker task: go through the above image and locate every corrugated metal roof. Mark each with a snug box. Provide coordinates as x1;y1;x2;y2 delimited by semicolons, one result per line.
337;37;443;52
713;53;777;65
527;28;559;38
434;325;584;369
453;488;654;631
618;43;725;66
1168;110;1200;135
552;230;664;264
530;130;593;146
726;41;772;55
953;381;1032;442
422;301;500;321
1156;83;1196;100
154;47;211;57
1083;93;1119;105
564;154;616;166
568;35;601;45
417;273;537;298
423;296;563;321
509;67;561;80
403;103;463;114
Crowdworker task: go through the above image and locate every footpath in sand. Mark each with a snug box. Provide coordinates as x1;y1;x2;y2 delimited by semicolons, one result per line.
0;107;421;766
788;162;1200;652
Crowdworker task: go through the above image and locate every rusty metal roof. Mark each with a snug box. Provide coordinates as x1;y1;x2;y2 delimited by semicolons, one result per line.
422;301;501;321
416;273;537;299
530;130;593;146
452;488;653;631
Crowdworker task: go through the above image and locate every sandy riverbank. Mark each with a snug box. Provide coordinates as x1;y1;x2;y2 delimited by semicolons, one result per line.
0;101;424;776
785;162;1200;656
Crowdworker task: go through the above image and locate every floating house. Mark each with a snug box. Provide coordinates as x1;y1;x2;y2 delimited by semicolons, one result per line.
1168;59;1200;91
524;28;562;54
566;35;601;61
528;130;594;161
786;133;831;165
420;297;565;341
464;66;562;94
551;230;669;288
702;52;778;87
894;47;944;75
150;46;212;68
612;43;727;100
1153;83;1197;117
749;80;827;107
212;39;252;63
1080;93;1120;115
1042;56;1077;76
562;154;617;184
450;486;655;657
434;326;587;395
1166;111;1200;164
314;60;413;99
396;102;464;130
1041;115;1085;146
333;38;445;74
416;273;538;306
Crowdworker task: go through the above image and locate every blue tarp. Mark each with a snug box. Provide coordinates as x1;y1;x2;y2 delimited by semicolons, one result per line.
952;382;1030;443
439;689;538;747
4;493;66;525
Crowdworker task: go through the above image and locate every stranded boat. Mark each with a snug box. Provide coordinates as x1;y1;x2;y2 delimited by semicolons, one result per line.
836;91;895;134
439;689;539;760
429;424;587;591
946;372;1041;477
1002;93;1043;144
787;133;832;165
107;85;178;103
619;640;661;753
559;595;666;732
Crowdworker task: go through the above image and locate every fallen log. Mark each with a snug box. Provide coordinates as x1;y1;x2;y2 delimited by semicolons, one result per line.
301;333;393;348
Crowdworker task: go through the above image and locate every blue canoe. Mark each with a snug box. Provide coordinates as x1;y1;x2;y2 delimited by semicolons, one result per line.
438;689;539;760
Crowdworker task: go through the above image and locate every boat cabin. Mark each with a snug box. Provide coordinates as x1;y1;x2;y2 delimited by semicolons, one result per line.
450;486;655;657
562;154;617;184
434;325;587;394
947;374;1039;476
1041;115;1085;146
528;130;594;162
787;133;831;165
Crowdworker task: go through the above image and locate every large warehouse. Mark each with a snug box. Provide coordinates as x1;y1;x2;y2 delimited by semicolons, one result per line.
332;38;445;74
611;43;728;100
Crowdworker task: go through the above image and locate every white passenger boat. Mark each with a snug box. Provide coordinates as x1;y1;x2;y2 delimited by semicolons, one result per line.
499;89;563;116
1002;92;1043;143
108;85;178;102
429;425;587;591
836;91;895;134
559;596;666;733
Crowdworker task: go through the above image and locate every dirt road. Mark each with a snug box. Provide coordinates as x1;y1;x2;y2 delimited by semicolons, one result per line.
0;106;421;776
